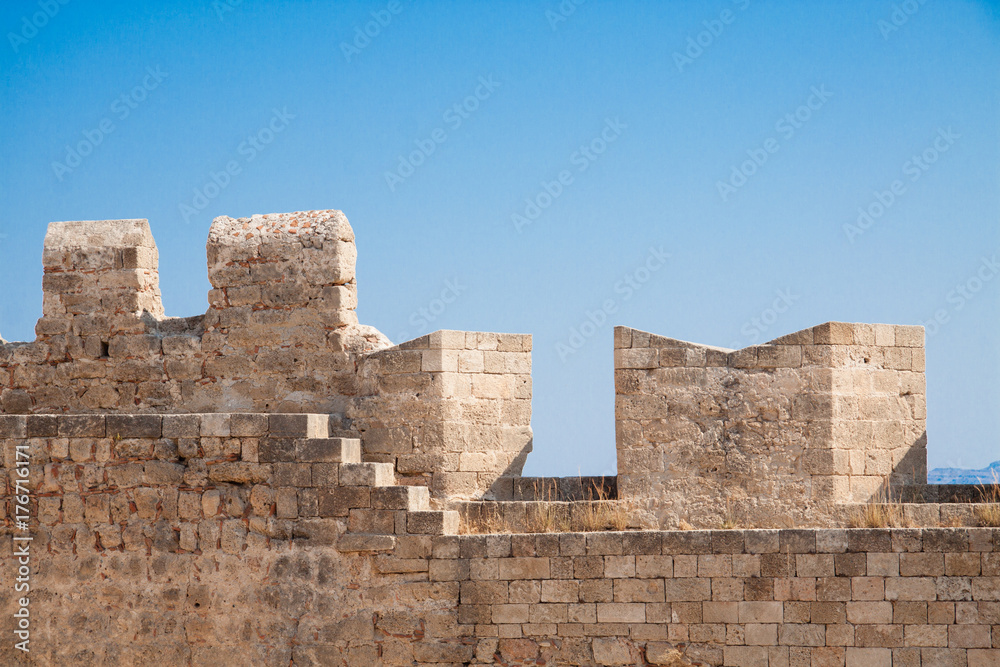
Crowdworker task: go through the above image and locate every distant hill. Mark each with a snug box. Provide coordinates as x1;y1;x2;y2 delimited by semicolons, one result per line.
928;460;1000;485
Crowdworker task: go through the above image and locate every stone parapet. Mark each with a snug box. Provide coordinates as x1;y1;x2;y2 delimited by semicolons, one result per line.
615;323;927;528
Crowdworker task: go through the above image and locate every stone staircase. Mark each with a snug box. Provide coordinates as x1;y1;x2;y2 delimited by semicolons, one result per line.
319;438;460;552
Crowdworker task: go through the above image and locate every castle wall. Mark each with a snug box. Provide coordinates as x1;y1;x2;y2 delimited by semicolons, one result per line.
1;415;997;665
4;210;997;666
0;213;533;502
614;323;927;529
354;330;533;502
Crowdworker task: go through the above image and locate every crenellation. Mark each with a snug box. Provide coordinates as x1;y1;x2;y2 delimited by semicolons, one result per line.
2;212;998;665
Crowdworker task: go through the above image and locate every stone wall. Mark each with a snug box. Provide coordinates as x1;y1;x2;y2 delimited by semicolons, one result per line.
354;330;533;502
0;212;533;502
2;416;998;665
1;211;386;415
614;323;927;529
3;210;997;666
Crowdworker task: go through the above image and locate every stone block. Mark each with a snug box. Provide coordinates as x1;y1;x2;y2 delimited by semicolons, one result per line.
58;415;106;438
268;414;328;438
407;510;459;535
340;462;393;487
230;413;269;437
105;414;161;439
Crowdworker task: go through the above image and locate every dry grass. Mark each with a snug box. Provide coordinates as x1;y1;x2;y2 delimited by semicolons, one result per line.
523;481;572;532
579;482;634;532
460;477;648;534
848;476;912;528
461;504;506;534
720;496;743;529
974;473;1000;527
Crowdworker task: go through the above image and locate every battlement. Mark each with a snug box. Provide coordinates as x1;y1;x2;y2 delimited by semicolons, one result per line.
2;211;997;665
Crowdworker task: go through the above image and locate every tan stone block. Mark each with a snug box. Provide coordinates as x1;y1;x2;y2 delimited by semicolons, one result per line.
506;579;538;602
969;650;1000;667
604;555;635;578
885;577;937;601
847;601;893;624
949;625;991;648
738;601;783;623
703;601;738;623
613;578;663;603
592;638;634;666
664;579;712;601
894;325;923;347
498;557;549;580
855;624;903;648
852;577;885;601
846;647;891;666
596;602;644;623
744;623;778;646
900;553;944;577
796;554;834;577
636;555;673;578
814;322;855;345
874;324;896;346
567;603;597;624
673;555;698;577
540;580;578;603
904;624;948;647
892;601;927;624
945;553;982;577
756;345;802;368
778;623;826;646
699;555;732;577
615;348;657;369
492;604;529;624
867;553;899;577
723;646;768;667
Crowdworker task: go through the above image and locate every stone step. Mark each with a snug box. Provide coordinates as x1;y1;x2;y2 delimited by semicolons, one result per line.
407;510;460;535
455;500;647;534
259;437;361;463
336;533;396;552
372;485;430;512
339;462;395;487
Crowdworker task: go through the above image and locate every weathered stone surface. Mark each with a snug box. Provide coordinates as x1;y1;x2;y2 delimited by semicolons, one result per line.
0;212;989;666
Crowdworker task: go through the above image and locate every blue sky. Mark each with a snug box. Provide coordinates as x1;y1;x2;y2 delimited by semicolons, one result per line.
1;0;998;475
